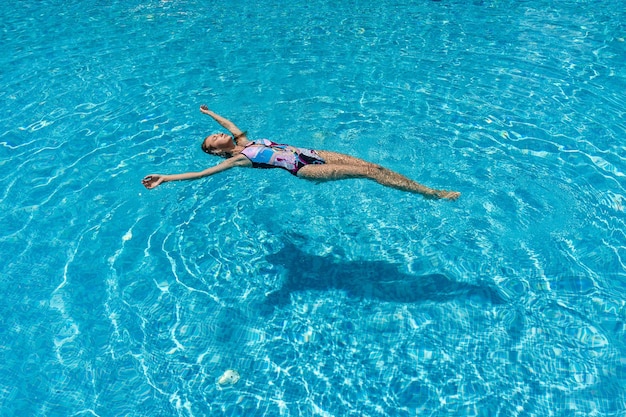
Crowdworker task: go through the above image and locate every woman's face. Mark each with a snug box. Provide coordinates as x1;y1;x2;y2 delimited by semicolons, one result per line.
202;133;232;154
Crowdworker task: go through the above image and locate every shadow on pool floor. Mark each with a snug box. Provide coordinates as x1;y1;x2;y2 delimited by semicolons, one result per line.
262;242;507;309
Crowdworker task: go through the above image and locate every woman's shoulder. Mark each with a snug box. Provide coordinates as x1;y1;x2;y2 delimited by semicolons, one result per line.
233;131;251;147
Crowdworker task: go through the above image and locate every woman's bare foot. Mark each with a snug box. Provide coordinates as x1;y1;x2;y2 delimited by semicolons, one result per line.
422;189;460;200
437;190;460;200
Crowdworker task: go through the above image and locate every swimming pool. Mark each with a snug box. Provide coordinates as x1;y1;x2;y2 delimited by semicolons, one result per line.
1;0;625;415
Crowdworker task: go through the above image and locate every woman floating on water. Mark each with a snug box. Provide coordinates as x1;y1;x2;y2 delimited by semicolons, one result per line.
142;105;460;200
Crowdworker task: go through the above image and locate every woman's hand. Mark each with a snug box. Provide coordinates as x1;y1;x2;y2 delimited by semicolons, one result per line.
200;104;211;115
142;175;165;189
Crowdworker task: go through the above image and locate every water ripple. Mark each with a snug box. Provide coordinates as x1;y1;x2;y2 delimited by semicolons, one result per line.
2;0;626;415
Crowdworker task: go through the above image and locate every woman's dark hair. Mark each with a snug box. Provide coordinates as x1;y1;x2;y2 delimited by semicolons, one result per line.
201;141;212;154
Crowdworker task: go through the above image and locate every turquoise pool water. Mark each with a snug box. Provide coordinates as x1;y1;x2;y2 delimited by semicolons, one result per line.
2;0;625;415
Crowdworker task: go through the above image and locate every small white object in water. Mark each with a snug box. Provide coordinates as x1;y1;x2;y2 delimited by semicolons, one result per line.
217;369;240;386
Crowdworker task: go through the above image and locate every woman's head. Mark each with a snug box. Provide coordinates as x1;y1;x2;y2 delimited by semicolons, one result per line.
201;133;234;157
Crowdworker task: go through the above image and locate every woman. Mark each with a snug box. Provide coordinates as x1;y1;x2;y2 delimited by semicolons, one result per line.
142;105;460;200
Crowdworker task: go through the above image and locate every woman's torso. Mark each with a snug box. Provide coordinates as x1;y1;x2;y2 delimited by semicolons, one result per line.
240;139;325;175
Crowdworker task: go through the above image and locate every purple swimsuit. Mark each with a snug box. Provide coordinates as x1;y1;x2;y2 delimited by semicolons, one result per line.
240;139;325;175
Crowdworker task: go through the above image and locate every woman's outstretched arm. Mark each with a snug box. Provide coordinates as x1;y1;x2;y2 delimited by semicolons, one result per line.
142;154;251;189
199;105;249;145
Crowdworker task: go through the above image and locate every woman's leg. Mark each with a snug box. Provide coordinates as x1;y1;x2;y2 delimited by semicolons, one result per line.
297;163;460;200
316;150;375;167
